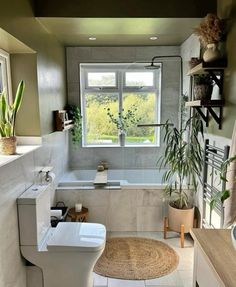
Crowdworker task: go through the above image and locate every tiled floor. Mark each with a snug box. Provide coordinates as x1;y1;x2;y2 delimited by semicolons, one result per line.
93;231;194;287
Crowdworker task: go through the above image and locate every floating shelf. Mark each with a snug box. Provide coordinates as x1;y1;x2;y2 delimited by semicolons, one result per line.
187;60;227;76
185;100;224;129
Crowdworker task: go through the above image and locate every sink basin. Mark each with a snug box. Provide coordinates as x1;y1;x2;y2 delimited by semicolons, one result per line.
231;225;236;250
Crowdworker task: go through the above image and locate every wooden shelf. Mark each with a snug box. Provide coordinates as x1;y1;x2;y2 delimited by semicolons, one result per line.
185;100;224;107
187;60;227;76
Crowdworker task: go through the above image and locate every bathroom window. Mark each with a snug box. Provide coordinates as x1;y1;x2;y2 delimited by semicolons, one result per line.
80;63;161;147
0;49;12;102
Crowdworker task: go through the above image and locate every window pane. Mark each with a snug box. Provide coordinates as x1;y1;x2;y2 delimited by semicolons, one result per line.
125;72;154;87
84;93;119;145
122;93;157;145
87;72;116;87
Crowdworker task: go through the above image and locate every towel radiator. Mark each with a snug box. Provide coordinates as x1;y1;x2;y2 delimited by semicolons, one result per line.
202;139;230;228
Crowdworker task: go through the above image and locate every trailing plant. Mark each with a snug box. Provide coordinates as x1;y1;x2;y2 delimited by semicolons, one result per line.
158;114;204;209
106;105;141;134
210;154;236;210
0;80;25;137
194;74;214;86
67;105;82;144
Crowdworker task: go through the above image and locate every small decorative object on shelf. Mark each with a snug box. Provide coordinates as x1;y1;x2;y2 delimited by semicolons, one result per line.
54;110;74;131
193;13;227;63
188;57;202;69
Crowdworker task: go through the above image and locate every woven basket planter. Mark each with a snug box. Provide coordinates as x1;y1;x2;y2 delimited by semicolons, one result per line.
194;84;213;100
0;136;17;155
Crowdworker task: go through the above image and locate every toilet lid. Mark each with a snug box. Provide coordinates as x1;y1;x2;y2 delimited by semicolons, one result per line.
47;222;106;252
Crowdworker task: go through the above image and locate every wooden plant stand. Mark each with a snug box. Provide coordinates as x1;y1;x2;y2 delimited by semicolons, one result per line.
163;217;197;248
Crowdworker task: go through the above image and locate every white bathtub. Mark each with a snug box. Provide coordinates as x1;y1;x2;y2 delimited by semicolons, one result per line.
59;169;168;189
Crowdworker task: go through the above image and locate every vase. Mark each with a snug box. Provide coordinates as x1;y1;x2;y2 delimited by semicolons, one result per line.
119;131;126;147
0;136;17;155
203;43;221;62
194;84;213;100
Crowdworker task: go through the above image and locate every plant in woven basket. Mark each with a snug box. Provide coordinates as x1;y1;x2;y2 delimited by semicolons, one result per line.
193;13;226;47
0;80;25;154
193;74;214;100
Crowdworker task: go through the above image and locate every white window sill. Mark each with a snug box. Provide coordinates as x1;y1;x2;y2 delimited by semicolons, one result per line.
0;145;41;168
0;137;42;168
82;144;159;148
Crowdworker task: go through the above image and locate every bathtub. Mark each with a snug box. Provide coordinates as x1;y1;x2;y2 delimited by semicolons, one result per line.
56;169;168;232
58;169;168;189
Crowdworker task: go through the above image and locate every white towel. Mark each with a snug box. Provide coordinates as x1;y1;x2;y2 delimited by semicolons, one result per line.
223;120;236;228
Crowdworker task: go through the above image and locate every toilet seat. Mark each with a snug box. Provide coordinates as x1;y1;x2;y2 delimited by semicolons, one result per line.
47;222;106;252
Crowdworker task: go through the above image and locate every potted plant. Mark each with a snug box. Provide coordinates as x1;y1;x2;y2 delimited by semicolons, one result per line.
66;105;82;144
193;13;226;62
193;74;214;100
158;114;203;236
0;80;25;155
106;105;141;146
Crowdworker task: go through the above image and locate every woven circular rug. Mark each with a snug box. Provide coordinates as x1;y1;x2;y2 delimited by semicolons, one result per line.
94;237;179;280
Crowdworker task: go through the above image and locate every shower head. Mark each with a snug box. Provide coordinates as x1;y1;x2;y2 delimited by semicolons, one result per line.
144;62;161;70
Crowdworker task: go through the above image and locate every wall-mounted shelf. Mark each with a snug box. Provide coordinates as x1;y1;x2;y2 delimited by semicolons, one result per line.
54;110;74;131
188;60;227;95
186;60;227;130
185;100;224;129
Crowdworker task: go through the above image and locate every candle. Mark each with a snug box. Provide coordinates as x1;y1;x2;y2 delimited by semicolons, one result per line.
75;203;82;212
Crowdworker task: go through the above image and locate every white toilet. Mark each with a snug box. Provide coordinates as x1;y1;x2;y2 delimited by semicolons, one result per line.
17;184;106;287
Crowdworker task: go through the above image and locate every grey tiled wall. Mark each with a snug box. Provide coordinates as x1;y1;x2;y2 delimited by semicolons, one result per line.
66;46;181;169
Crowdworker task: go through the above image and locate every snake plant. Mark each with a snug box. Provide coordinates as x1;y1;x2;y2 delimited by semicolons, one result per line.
0;80;25;137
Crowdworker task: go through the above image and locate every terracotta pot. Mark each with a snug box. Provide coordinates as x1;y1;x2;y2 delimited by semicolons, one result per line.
0;136;17;155
203;43;221;62
168;204;194;233
194;84;213;100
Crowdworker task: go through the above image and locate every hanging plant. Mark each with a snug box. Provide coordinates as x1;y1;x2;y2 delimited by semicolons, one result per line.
66;105;82;144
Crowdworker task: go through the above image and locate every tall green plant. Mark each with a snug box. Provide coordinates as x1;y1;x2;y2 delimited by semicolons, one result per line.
0;80;25;137
158;114;204;209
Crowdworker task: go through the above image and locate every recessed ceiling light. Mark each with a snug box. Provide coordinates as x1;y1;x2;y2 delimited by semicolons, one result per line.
150;36;158;40
89;37;96;41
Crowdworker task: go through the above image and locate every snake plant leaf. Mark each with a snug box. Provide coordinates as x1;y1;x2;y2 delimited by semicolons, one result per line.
4;122;11;137
0;93;7;123
13;80;25;114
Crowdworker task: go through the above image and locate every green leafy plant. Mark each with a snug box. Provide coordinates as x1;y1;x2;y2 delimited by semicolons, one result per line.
210;154;236;210
67;105;82;144
106;105;141;134
0;80;25;137
158;114;204;209
194;74;214;86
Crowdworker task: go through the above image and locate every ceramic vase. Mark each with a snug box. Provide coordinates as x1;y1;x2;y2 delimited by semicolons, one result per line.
119;131;126;147
203;43;221;62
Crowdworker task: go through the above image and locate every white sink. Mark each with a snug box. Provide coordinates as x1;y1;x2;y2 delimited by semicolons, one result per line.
231;225;236;250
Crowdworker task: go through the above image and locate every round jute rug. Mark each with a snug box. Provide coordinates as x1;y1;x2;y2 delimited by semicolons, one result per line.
94;237;179;280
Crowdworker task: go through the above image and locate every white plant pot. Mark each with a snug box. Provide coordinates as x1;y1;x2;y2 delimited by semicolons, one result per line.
168;204;195;233
203;43;221;63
